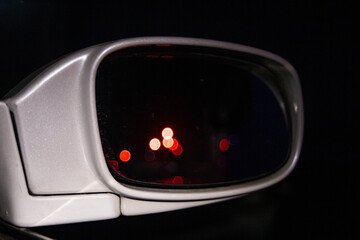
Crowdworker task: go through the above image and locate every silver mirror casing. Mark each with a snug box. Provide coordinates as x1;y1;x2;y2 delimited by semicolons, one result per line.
0;37;303;227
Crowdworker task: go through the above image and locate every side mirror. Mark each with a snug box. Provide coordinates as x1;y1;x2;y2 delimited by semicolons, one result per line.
0;37;303;227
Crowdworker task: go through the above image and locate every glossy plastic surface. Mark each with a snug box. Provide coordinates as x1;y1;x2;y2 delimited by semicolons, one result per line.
0;102;120;227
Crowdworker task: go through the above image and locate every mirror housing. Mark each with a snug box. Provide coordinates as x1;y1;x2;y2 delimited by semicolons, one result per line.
0;37;303;226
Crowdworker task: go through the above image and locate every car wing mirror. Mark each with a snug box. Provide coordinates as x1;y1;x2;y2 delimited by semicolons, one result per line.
0;37;303;227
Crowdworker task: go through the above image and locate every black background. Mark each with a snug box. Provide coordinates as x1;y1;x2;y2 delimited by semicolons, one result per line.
0;1;356;239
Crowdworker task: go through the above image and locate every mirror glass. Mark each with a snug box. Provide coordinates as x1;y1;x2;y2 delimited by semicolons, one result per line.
96;45;289;188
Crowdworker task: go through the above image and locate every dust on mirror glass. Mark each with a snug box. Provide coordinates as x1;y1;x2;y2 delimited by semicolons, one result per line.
96;45;289;188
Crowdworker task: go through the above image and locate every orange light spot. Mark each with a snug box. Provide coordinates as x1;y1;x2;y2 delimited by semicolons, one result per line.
162;138;174;148
119;150;131;162
162;127;174;139
172;176;183;184
172;144;183;156
219;139;230;152
169;138;179;151
149;138;161;151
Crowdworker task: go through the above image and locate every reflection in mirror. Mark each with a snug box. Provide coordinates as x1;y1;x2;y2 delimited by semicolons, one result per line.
96;45;289;188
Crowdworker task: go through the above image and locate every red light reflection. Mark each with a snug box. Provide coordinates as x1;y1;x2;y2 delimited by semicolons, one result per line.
219;139;230;152
109;160;119;169
172;176;183;184
169;138;179;151
119;150;131;162
172;144;183;156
